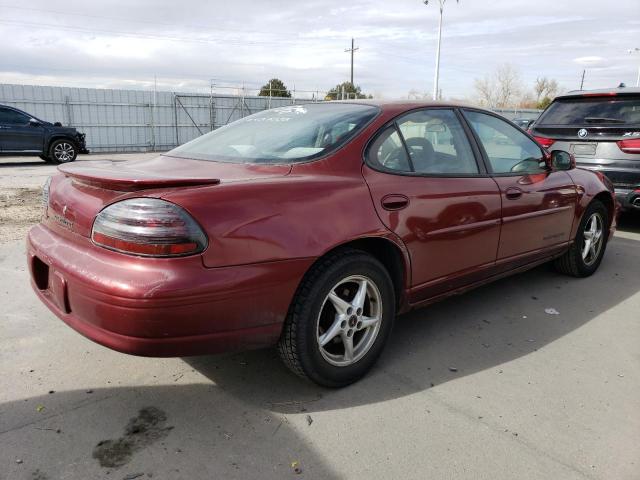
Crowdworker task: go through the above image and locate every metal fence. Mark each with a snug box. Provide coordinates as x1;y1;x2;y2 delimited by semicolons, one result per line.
0;83;542;153
0;83;315;153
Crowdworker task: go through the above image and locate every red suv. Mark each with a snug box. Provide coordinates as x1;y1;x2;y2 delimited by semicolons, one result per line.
28;101;617;386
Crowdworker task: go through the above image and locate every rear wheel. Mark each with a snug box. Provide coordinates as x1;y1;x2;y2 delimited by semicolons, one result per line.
554;200;609;277
278;249;395;387
49;139;77;164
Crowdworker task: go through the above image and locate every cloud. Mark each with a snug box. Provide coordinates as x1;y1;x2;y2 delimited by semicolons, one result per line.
0;0;639;99
573;56;607;66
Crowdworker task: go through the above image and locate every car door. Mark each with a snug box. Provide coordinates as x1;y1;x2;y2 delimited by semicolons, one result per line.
0;107;44;153
462;109;577;267
362;108;502;303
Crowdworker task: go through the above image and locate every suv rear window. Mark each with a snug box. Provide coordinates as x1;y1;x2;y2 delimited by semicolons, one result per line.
537;96;640;126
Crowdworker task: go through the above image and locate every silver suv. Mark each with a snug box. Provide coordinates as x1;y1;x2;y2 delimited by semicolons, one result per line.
530;87;640;211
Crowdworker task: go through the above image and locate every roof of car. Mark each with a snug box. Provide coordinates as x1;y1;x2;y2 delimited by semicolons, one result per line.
556;87;640;99
307;99;479;111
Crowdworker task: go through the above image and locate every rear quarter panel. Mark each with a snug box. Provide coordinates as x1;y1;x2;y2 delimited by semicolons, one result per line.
565;167;617;237
160;152;405;270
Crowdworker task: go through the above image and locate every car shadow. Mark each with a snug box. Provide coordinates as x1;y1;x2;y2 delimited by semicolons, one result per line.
0;160;47;168
0;385;340;479
618;212;640;234
184;234;640;414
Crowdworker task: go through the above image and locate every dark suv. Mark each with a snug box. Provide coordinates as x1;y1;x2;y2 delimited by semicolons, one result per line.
0;105;88;163
530;87;640;211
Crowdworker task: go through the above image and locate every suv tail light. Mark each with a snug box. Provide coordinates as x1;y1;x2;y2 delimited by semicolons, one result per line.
532;135;556;149
92;198;207;257
617;139;640;154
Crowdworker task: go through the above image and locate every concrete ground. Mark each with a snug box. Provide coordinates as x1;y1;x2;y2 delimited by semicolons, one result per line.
0;154;639;480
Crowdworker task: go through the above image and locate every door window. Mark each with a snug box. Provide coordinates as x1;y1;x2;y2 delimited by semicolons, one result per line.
367;109;479;175
464;110;545;174
0;107;29;125
397;109;478;174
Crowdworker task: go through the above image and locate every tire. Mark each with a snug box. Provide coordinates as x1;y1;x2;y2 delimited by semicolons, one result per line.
278;249;396;387
39;154;51;162
554;200;609;277
49;139;78;164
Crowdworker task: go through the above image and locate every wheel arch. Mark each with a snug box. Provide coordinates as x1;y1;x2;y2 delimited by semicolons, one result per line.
593;191;615;228
47;135;78;151
302;236;411;314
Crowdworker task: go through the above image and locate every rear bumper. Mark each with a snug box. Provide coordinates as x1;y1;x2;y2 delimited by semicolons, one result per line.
617;187;640;210
27;224;312;356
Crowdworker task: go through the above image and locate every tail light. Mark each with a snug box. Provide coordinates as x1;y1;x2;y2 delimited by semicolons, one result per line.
42;176;52;216
92;198;207;257
617;138;640;154
532;135;556;149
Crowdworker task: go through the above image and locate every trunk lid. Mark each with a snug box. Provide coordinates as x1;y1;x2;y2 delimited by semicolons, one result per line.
46;155;291;238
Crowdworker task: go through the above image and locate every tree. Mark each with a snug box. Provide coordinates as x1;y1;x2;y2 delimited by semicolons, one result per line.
257;78;291;98
533;77;558;109
474;64;523;109
325;82;370;100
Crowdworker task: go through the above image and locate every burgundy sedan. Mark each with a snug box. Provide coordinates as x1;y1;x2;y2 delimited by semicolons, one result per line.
28;101;617;387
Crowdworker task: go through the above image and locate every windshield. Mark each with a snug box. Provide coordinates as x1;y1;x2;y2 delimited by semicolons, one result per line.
166;103;379;164
538;97;640;126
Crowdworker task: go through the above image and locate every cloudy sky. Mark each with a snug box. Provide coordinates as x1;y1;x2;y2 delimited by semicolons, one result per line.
0;0;639;99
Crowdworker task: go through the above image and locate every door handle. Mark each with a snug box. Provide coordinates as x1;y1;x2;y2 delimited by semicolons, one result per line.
381;194;409;211
505;187;523;200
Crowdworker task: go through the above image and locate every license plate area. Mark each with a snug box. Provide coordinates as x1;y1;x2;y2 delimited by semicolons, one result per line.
571;143;597;156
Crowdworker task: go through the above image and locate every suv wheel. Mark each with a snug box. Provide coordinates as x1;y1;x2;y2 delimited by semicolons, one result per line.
554;200;609;277
49;139;77;164
278;249;395;387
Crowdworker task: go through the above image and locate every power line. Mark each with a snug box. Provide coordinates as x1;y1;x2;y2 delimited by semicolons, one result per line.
0;19;323;48
0;4;293;38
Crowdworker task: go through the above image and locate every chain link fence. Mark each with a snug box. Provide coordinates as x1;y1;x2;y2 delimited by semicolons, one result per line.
0;83;324;153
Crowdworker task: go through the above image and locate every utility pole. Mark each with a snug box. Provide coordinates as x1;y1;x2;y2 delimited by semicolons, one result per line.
424;0;458;101
580;69;586;90
345;38;359;85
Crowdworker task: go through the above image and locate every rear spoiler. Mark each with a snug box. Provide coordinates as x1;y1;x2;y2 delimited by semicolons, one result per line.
58;162;220;191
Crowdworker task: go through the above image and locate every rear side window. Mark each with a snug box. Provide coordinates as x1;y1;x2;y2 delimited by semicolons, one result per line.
369;128;411;172
0;107;29;125
464;110;545;174
537;97;640;125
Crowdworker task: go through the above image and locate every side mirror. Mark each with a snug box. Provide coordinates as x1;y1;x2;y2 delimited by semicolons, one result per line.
29;118;41;127
550;150;575;171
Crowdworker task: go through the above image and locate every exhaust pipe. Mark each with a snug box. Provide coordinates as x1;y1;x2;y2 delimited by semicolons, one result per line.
633;197;640;207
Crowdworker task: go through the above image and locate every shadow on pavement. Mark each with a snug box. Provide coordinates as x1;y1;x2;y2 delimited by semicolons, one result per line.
618;212;640;234
0;385;339;480
0;160;47;168
186;234;640;414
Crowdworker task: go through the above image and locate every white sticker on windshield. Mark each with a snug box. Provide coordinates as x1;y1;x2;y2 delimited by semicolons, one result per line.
272;105;307;115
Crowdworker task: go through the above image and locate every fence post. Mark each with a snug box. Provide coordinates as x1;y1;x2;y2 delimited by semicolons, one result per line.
149;101;155;152
65;95;72;126
173;93;179;147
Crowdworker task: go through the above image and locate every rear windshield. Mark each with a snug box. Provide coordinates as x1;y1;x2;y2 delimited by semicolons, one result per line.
166;103;379;164
537;96;640;126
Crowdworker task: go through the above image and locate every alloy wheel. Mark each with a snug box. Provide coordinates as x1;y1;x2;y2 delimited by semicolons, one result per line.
53;142;75;162
316;275;383;367
581;212;603;266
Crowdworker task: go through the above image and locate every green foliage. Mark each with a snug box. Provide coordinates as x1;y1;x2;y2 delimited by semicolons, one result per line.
258;78;291;98
325;82;369;100
536;96;553;110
